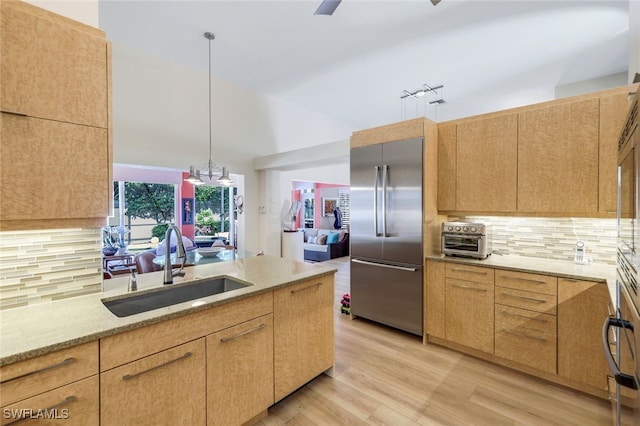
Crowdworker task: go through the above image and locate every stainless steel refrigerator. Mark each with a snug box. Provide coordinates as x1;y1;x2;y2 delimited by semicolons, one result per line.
350;137;423;336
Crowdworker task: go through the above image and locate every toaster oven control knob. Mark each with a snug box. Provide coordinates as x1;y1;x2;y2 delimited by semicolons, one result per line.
462;226;469;232
470;227;477;233
447;225;453;231
455;226;461;231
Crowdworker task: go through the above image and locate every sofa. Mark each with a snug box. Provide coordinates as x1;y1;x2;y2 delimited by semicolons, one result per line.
303;228;349;262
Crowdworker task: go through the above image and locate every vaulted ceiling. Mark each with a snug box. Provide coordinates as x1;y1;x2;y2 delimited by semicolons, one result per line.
99;0;630;130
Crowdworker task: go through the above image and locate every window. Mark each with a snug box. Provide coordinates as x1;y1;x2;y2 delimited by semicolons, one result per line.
109;182;175;246
194;185;237;239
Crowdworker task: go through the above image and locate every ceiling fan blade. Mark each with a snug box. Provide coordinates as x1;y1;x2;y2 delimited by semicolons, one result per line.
431;0;442;5
314;0;342;15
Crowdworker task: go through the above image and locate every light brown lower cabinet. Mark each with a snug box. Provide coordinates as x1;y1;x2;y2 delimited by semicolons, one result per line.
100;338;206;426
443;263;495;354
495;305;557;374
558;278;610;390
426;259;613;398
207;314;274;425
274;276;335;402
0;375;99;426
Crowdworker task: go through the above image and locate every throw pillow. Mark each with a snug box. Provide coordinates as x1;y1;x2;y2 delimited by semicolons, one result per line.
308;236;317;244
317;234;327;245
326;232;339;244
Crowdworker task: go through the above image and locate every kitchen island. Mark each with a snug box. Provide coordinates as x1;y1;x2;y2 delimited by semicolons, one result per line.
0;255;336;425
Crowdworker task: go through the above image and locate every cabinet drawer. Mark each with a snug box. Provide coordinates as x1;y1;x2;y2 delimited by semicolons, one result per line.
0;341;98;406
495;304;557;335
100;291;273;371
445;263;494;284
100;339;206;426
495;270;557;295
0;375;99;426
495;321;557;374
496;287;557;315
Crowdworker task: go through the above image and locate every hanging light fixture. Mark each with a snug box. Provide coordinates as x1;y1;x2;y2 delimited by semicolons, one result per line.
186;32;233;186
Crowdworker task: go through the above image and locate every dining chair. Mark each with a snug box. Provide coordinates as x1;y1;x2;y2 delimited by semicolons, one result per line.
135;251;163;274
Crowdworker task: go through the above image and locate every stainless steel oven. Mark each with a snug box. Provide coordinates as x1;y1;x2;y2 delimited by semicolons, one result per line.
607;87;640;426
603;276;639;426
441;221;491;259
618;93;640;315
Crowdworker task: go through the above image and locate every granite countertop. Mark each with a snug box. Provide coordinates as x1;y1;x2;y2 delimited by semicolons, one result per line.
427;253;618;309
0;255;337;366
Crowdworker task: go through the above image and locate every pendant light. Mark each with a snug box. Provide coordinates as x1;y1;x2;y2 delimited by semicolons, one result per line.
186;32;233;186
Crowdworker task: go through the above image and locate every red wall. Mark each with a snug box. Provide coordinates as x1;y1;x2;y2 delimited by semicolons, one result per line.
180;172;195;239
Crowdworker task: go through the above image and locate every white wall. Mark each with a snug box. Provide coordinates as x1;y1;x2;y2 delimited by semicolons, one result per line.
630;0;640;82
109;42;355;254
555;72;628;99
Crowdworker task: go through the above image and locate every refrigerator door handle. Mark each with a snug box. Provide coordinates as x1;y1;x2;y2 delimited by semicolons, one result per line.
351;258;417;272
374;166;380;236
382;164;388;237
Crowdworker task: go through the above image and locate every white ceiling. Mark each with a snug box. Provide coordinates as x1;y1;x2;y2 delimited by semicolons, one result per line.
98;0;630;130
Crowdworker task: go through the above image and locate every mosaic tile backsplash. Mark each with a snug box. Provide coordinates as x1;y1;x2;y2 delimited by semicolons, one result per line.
458;216;618;266
0;228;102;310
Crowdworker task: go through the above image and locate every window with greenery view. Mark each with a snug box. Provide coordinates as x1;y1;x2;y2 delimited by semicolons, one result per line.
113;182;175;244
194;185;236;237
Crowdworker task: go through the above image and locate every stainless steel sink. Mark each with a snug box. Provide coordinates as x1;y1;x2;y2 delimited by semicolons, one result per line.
102;277;250;317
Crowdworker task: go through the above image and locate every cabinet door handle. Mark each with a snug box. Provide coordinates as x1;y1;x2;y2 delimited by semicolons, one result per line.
122;352;192;381
220;323;266;342
4;396;77;425
501;310;548;323
501;328;547;343
451;268;487;275
503;293;546;303
0;109;28;117
451;283;487;292
351;258;417;271
373;166;380;236
0;358;75;384
291;282;322;294
500;275;547;285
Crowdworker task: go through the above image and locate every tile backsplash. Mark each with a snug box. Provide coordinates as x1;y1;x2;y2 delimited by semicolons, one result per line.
458;216;618;266
0;228;102;310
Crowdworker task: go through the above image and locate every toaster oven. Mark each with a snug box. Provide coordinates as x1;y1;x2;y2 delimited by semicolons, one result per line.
441;221;491;259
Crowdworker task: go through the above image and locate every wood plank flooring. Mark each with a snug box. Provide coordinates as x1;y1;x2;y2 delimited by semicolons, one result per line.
256;257;614;425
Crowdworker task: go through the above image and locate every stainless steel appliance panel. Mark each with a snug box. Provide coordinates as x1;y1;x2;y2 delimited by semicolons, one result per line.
350;137;424;336
351;259;423;335
604;280;640;426
379;138;424;265
350;143;384;260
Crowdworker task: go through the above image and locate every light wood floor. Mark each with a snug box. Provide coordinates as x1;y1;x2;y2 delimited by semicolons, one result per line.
256;257;614;425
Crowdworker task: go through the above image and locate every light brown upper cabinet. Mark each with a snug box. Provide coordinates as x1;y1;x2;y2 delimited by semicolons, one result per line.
518;98;600;214
456;114;518;212
436;85;637;217
1;115;109;222
1;0;108;128
0;0;112;230
437;124;456;211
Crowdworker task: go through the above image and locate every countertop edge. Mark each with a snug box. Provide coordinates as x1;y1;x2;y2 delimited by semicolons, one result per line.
0;257;337;366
